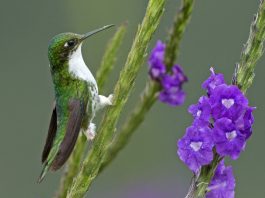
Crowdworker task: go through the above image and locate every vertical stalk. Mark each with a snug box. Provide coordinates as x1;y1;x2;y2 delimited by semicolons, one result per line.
99;0;195;174
233;0;265;93
99;81;158;172
165;0;195;69
185;153;222;198
96;23;127;90
67;0;165;197
55;135;86;198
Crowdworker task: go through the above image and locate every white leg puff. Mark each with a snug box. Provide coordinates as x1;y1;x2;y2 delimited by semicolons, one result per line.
84;123;96;140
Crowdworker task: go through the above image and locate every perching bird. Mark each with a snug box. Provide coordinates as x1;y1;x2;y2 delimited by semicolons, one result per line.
38;25;114;183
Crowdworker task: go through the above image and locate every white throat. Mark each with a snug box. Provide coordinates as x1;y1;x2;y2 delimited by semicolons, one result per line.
68;44;97;89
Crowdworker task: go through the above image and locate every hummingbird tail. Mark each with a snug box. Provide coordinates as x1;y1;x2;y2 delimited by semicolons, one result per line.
37;163;49;183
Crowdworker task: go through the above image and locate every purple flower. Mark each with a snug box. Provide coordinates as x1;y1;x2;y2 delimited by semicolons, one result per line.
206;160;235;198
188;96;211;123
172;64;188;84
235;106;255;140
176;68;254;193
148;40;166;80
161;74;180;90
148;41;188;106
213;118;245;160
159;88;186;106
161;66;187;89
159;65;188;106
177;125;214;173
202;68;226;95
210;84;249;121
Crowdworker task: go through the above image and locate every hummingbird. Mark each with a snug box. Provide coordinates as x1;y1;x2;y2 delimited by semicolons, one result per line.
38;24;114;183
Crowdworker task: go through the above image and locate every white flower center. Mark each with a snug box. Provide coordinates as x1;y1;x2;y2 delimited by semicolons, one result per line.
196;110;202;117
209;82;216;89
208;182;227;191
169;87;179;93
226;130;237;141
190;141;203;152
152;68;160;77
222;98;235;109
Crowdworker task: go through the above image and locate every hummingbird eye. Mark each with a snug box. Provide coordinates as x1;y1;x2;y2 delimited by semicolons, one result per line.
64;39;76;48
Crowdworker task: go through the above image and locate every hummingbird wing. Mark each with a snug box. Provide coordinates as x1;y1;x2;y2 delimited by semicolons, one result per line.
39;98;87;183
41;103;57;163
50;99;85;170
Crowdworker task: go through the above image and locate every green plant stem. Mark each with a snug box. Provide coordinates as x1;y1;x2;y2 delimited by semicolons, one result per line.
99;81;158;172
99;0;195;174
55;135;86;198
55;24;127;198
66;0;165;197
165;0;195;69
233;0;265;93
185;153;222;198
96;23;127;90
186;1;265;197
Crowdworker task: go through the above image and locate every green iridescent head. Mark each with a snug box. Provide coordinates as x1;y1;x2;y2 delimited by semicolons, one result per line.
48;24;114;66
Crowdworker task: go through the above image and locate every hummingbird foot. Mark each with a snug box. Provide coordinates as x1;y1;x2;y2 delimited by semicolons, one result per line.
84;123;96;140
107;94;114;105
97;94;114;110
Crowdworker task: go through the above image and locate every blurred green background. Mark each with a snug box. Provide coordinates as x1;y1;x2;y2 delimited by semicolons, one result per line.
0;0;264;197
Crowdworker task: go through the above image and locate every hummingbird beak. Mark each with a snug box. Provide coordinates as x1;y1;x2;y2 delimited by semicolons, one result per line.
81;24;115;41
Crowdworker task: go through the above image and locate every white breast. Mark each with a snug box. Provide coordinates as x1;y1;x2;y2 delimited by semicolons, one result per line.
68;44;98;91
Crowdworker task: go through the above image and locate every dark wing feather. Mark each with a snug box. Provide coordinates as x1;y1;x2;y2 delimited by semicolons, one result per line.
42;105;57;163
51;99;85;170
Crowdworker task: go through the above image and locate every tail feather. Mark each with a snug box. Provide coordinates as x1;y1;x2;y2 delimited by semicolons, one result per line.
38;163;50;183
